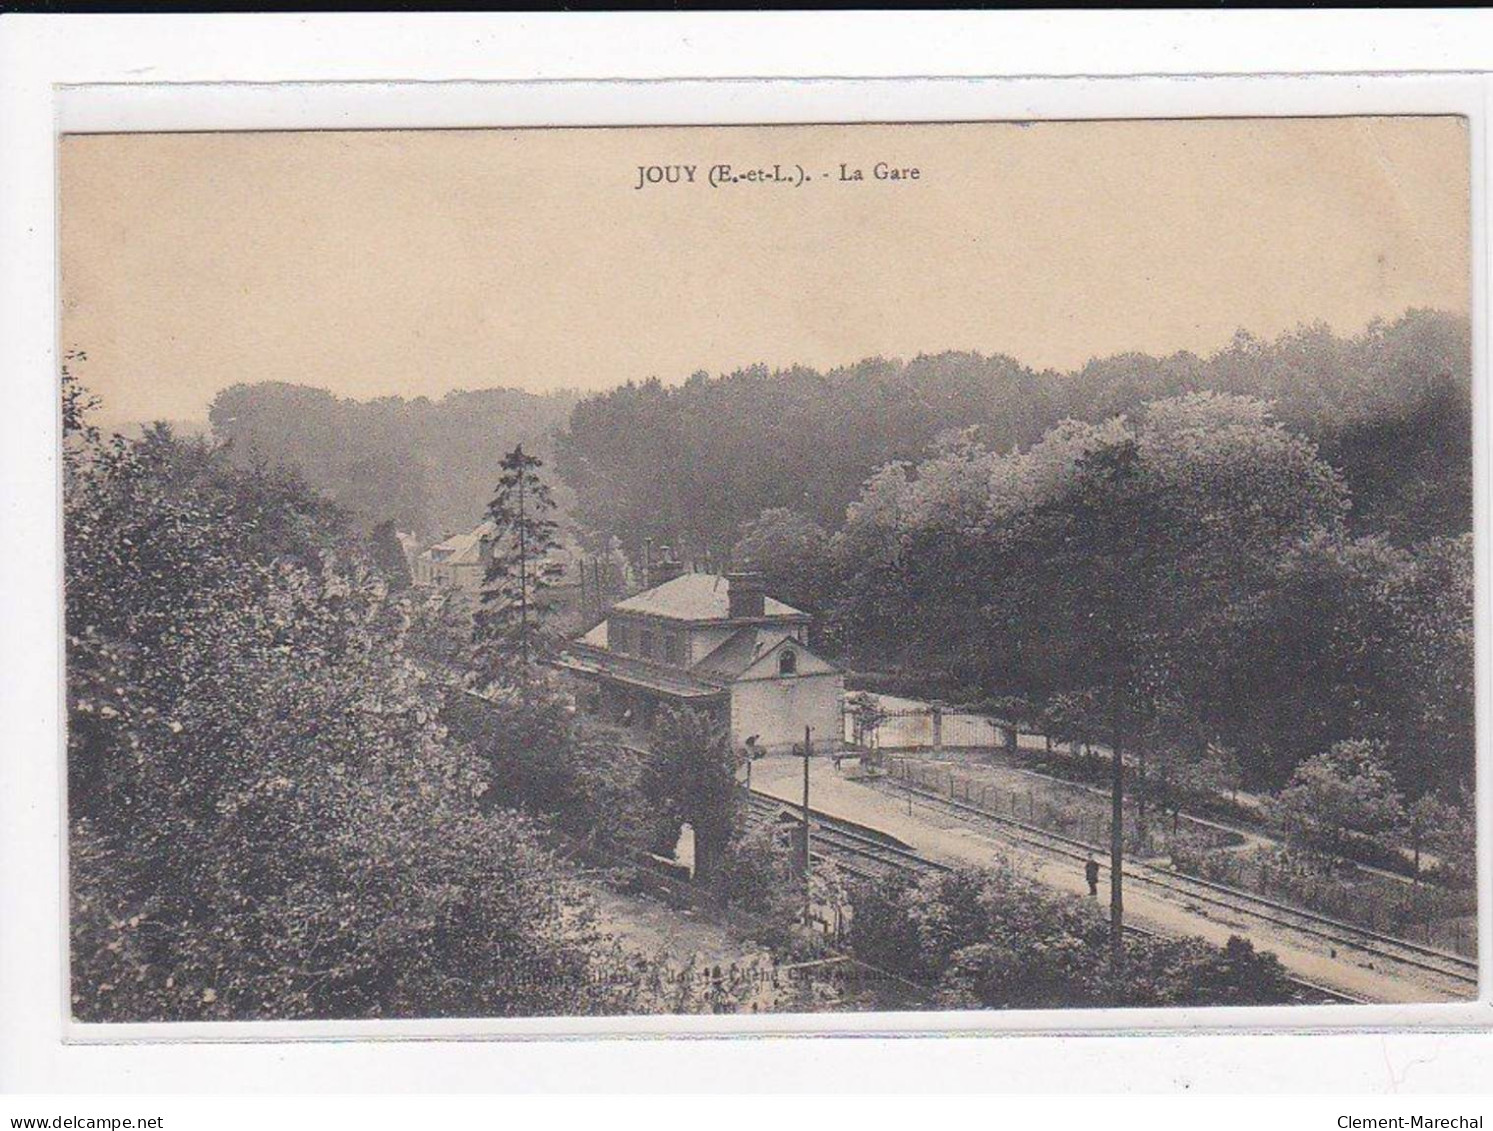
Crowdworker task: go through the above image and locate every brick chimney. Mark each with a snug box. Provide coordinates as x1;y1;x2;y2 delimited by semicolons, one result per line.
649;547;685;588
726;570;766;619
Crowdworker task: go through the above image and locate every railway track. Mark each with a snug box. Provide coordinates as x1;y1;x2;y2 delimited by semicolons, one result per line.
746;792;1367;1005
872;777;1478;998
746;793;950;882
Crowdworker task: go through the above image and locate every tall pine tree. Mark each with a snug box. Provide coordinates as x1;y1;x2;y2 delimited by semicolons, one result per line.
473;444;563;677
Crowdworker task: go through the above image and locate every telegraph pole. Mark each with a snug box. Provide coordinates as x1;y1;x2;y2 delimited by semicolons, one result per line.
801;725;812;926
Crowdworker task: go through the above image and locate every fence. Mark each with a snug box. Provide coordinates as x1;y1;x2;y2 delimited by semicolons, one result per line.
883;754;1231;858
886;753;1477;960
845;692;1063;755
1170;842;1478;958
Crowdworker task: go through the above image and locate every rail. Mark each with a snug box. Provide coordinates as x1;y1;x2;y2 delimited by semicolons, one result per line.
747;790;1368;1006
875;777;1478;994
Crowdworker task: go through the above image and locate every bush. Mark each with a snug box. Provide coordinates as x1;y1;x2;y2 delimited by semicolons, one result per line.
1276;739;1404;870
847;864;1295;1009
64;402;649;1021
710;825;825;955
442;681;662;854
714;826;798;919
641;707;740;885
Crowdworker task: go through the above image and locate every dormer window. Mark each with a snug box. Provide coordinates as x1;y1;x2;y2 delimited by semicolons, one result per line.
778;648;797;676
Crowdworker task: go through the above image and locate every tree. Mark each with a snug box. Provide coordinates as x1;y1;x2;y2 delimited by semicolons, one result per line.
732;507;832;634
554;312;1468;566
989;430;1165;957
208;381;576;538
1382;534;1475;795
368;519;413;591
845;692;889;753
1402;792;1455;888
710;825;819;951
64;387;633;1021
1042;691;1106;759
1427;786;1478;890
641;707;740;885
844;395;1350;951
61;350;101;453
442;680;661;856
828;461;922;668
474;443;563;676
1275;739;1405;872
404;588;474;675
1151;735;1243;830
1217;533;1408;788
1219;531;1473;795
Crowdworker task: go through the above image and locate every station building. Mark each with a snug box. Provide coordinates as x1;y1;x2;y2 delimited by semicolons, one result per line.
556;562;843;754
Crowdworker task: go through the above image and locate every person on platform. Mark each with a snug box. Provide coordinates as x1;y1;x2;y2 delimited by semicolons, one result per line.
1085;853;1101;897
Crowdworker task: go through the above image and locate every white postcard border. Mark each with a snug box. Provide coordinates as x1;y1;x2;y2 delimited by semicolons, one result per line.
3;11;1492;1092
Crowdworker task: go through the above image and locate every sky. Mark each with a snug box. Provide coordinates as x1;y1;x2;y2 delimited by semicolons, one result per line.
60;117;1470;425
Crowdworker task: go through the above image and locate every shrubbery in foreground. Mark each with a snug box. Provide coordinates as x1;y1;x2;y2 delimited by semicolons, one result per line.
848;865;1295;1009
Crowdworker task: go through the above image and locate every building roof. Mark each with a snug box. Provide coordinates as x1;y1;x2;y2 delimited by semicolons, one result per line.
690;627;796;681
556;642;727;700
733;634;840;682
421;521;495;565
610;572;808;623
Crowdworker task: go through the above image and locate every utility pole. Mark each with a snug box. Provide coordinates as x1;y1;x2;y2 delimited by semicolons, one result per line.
802;724;812;926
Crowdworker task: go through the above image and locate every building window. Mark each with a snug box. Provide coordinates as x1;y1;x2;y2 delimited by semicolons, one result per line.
778;649;797;676
664;632;684;666
639;630;656;660
611;621;631;654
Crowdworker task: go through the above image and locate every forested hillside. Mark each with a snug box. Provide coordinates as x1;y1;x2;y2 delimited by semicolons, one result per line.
197;312;1467;561
208;383;577;538
552;309;1471;799
825;395;1473;797
555;311;1470;558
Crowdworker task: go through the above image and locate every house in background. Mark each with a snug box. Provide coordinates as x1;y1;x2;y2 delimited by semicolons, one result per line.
396;529;424;570
557;559;843;754
412;521;495;594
